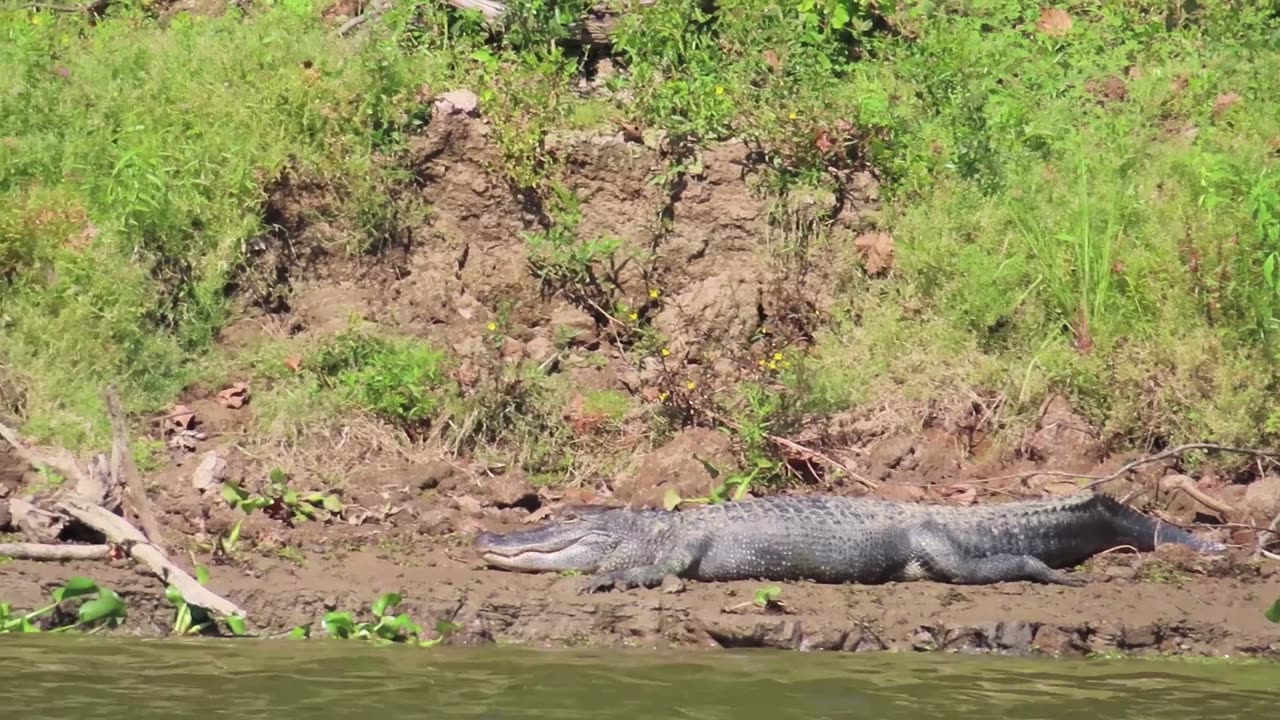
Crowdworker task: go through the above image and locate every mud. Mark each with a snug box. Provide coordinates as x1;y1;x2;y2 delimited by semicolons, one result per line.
2;98;1280;659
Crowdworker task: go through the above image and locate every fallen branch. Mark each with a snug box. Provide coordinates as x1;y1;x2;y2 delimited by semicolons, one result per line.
1165;474;1236;516
0;543;113;561
56;497;246;619
105;386;166;551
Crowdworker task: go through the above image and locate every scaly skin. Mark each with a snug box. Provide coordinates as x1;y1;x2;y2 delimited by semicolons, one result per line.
473;492;1227;592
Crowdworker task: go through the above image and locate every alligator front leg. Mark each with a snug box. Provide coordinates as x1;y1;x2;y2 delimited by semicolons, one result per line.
579;540;705;594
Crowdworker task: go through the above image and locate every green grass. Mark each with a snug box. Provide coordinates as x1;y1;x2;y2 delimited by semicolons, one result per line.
2;0;1280;476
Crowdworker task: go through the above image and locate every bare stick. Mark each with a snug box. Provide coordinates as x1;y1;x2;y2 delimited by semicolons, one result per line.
1168;475;1236;515
0;543;113;561
55;497;245;619
0;419;87;486
104;386;166;552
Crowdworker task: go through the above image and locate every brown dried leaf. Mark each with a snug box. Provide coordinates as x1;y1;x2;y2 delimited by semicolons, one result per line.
854;231;895;275
762;49;781;74
1035;7;1073;37
284;356;302;372
1212;91;1242;116
941;484;978;506
1170;74;1189;94
168;404;196;431
216;382;250;409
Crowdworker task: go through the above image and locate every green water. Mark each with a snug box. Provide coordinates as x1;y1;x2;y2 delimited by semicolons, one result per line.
1;636;1275;718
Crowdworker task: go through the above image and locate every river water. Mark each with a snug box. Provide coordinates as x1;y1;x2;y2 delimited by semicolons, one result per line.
1;636;1274;718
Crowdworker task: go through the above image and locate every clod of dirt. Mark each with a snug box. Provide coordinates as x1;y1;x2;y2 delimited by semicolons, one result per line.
416;459;459;491
549;305;599;348
1024;395;1102;469
1035;7;1074;36
612;428;739;508
167;404;196;431
653;270;763;357
481;471;538;511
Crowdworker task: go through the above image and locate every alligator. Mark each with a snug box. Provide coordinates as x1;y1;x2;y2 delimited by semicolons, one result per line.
473;492;1228;592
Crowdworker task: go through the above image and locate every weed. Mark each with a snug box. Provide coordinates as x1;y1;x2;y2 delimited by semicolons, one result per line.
0;577;126;633
221;468;344;526
165;565;247;636
304;592;459;646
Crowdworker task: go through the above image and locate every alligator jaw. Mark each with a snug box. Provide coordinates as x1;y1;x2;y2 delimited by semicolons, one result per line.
473;523;609;573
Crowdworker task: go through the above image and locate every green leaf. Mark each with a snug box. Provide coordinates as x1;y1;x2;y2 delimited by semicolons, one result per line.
224;615;247;636
221;483;248;506
832;4;851;27
77;590;126;624
241;497;270;512
662;487;682;511
195;565;211;586
227;518;245;546
288;624;311;639
1265;253;1278;290
165;584;185;606
322;495;345;513
1265;598;1280;624
371;592;402;617
269;468;288;486
54;576;101;602
323;611;355;638
753;586;782;606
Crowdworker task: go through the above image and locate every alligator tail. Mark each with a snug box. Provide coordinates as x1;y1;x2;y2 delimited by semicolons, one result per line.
1093;493;1228;553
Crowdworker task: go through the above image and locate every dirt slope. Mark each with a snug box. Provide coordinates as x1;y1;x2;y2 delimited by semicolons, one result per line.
3;100;1280;658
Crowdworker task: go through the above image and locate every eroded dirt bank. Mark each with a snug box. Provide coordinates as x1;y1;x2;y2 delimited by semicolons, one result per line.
3;99;1280;658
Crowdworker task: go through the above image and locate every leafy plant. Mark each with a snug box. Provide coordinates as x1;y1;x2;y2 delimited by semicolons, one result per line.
0;577;126;633
220;468;344;525
317;592;459;646
165;565;247;637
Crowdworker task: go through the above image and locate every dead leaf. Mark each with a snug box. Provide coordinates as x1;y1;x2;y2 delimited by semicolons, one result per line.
1085;75;1128;103
168;404;196;431
1035;7;1073;37
216;382;250;409
1212;91;1242;117
284;356;302;372
1170;74;1189;94
762;49;781;74
522;505;554;524
854;231;895;275
619;123;644;143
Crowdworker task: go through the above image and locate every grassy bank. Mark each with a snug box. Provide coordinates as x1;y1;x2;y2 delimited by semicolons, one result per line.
3;1;1279;479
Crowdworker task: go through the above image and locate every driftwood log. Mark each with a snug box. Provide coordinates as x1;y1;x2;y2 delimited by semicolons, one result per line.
0;389;247;623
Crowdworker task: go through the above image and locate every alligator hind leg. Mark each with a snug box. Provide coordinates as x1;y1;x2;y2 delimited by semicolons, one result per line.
909;524;1087;587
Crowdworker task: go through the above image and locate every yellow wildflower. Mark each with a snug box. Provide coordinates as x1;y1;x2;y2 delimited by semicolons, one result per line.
686;381;697;390
661;347;670;357
486;322;497;332
649;288;661;299
714;86;725;95
773;352;783;361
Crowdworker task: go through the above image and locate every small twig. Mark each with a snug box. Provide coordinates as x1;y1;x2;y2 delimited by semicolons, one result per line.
1082;443;1280;490
766;434;878;491
56;497;245;619
1169;475;1236;515
0;543;113;561
105;386;166;552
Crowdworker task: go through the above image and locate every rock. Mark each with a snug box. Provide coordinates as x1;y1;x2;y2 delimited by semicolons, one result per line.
191;451;226;493
990;621;1037;651
612;428;738;508
0;500;10;531
1031;625;1076;655
1243;475;1280;519
549;305;598;347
